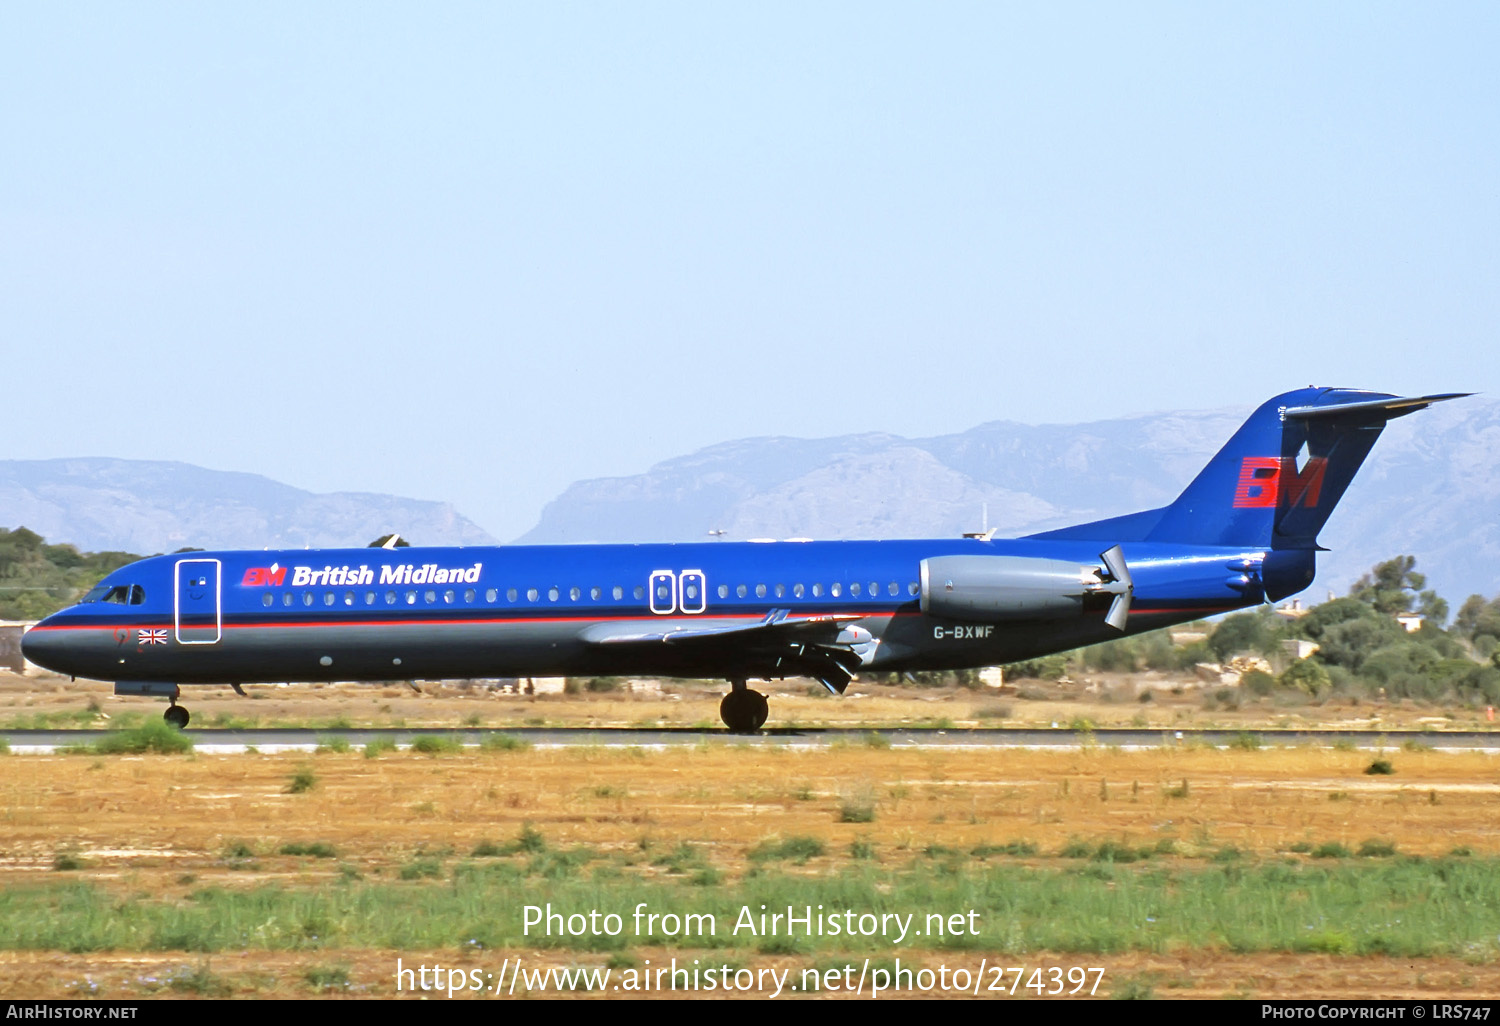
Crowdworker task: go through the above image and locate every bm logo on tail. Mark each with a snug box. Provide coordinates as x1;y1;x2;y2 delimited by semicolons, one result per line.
1233;456;1327;509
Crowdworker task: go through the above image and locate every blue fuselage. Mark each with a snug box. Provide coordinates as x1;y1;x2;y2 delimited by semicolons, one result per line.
22;537;1310;688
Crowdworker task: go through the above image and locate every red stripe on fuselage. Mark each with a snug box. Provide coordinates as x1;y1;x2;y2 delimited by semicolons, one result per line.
28;603;1237;635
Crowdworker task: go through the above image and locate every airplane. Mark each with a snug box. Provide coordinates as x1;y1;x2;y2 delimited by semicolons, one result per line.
21;387;1468;732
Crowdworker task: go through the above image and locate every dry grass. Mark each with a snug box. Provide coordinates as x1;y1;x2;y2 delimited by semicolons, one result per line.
5;671;1497;732
4;668;1500;999
4;745;1496;869
2;744;1499;998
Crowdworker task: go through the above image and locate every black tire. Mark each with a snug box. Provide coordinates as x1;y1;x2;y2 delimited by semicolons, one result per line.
719;689;769;732
746;689;768;729
164;705;190;730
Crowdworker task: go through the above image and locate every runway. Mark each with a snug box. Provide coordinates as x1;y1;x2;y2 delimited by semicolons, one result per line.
5;725;1500;753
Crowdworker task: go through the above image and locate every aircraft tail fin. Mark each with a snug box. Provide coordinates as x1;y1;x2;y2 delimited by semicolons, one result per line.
1139;388;1468;550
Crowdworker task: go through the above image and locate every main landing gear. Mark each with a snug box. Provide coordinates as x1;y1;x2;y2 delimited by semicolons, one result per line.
720;678;768;732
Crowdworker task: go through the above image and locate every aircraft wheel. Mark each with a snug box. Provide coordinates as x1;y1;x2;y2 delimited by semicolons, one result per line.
745;689;768;729
164;705;190;730
720;689;768;732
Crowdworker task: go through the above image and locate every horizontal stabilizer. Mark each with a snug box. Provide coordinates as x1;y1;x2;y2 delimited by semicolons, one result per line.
1282;392;1471;420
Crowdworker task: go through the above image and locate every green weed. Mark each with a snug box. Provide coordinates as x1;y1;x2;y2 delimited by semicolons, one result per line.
286;766;317;793
278;842;338;859
749;837;825;864
410;734;464;755
92;720;194;755
480;733;532;752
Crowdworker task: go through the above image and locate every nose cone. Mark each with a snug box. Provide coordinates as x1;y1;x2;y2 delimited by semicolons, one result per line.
21;621;80;677
21;623;54;670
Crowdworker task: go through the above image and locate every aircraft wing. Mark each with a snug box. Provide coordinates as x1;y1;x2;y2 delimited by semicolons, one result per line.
579;610;873;694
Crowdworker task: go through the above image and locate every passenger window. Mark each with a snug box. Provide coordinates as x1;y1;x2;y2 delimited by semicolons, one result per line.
736;584;747;598
385;590;397;605
591;586;601;600
570;586;581;601
887;582;898;596
406;590;417;605
755;584;767;598
717;584;728;599
613;586;624;600
284;592;295;607
908;582;919;596
508;588;519;602
548;586;559;601
344;591;355;606
869;582;879;596
486;588;498;602
685;582;699;600
812;583;822;597
831;582;841;597
324;592;335;606
634;586;645;600
851;582;861;596
792;583;804;598
262;593;273;607
365;591;376;605
444;589;455;603
303;593;315;606
527;588;539;602
464;588;475;603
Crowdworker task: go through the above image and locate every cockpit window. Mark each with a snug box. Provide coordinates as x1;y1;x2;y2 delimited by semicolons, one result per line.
91;584;146;605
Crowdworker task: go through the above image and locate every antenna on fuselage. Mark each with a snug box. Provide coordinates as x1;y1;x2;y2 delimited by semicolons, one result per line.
962;503;997;540
708;529;726;541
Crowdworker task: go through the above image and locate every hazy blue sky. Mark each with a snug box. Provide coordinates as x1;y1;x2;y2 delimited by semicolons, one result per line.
4;3;1496;541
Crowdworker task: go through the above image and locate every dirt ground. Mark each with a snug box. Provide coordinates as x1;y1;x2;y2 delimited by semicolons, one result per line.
2;736;1498;999
3;668;1495;732
1;948;1493;1000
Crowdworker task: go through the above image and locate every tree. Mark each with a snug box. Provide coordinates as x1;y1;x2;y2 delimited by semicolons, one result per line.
1418;590;1449;627
1454;594;1500;641
1350;555;1427;615
0;527;142;620
1279;658;1330;697
1208;608;1282;661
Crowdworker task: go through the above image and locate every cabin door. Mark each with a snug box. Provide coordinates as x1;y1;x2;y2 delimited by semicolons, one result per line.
174;558;222;644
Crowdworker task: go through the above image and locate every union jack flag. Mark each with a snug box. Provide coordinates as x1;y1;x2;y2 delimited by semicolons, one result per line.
138;629;169;646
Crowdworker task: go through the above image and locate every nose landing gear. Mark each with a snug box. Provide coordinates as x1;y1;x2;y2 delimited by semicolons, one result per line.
164;686;189;730
719;678;768;732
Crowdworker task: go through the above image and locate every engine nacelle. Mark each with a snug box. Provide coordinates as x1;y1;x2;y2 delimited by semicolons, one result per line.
919;555;1099;622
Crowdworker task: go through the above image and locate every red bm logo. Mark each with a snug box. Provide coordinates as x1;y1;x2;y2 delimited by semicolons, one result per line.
1233;456;1327;509
241;566;287;586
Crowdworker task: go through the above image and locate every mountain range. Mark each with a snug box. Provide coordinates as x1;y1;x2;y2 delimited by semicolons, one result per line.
0;459;495;554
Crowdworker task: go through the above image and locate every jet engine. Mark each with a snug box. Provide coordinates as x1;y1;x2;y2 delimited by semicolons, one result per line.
919;546;1133;629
